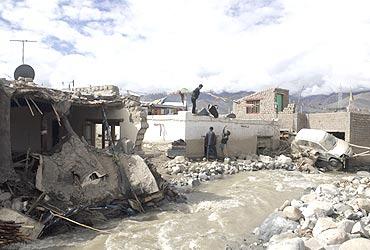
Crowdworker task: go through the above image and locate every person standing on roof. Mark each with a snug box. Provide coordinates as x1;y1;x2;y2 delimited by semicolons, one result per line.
204;126;217;160
191;84;203;114
220;126;231;159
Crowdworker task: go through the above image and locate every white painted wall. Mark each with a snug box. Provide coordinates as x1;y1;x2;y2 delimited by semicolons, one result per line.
144;112;186;143
184;112;278;140
144;111;280;157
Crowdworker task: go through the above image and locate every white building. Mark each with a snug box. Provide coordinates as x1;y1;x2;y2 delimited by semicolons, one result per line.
144;111;280;158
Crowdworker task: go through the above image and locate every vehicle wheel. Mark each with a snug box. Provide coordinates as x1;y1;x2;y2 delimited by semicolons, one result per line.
329;158;343;169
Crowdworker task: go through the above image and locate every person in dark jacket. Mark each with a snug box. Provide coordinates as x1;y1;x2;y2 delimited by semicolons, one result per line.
220;126;231;158
191;84;203;114
204;126;217;160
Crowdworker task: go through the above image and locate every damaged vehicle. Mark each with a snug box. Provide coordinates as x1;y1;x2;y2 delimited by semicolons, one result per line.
292;129;353;168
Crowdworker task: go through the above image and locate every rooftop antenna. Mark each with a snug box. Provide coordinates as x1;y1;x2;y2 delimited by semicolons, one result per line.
9;39;37;64
337;84;343;111
297;84;305;113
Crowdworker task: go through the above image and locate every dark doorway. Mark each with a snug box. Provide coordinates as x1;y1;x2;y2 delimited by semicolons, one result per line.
52;120;60;146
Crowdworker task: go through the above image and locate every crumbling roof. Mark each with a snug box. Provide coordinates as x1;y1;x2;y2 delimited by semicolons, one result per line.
1;79;128;108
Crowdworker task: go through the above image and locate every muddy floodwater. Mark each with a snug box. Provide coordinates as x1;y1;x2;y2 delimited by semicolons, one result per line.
21;170;350;250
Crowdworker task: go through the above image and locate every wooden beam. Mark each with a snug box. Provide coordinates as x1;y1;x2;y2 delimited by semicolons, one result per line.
29;98;43;115
24;98;34;116
51;104;61;126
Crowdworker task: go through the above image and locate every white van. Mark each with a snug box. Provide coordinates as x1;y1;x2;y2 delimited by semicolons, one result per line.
292;129;353;168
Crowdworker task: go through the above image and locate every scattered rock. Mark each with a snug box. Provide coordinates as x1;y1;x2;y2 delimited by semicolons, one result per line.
337;220;355;234
315;184;339;196
301;193;317;203
279;200;290;211
351;221;370;238
304;237;325;250
303;200;334;218
283;206;302;221
188;179;201;188
312;217;337;238
257;212;299;242
316;228;348;245
269;231;297;244
339;238;370;250
267;237;305;250
355;198;370;212
171;166;182;175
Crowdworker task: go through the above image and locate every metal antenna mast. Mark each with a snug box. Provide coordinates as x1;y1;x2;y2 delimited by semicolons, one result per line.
9;39;37;64
338;84;343;111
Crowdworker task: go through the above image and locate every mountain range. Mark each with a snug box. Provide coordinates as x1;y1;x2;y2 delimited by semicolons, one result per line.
141;90;370;114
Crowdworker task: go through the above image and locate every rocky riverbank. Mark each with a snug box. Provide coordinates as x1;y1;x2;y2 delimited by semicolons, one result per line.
163;154;302;188
254;172;370;249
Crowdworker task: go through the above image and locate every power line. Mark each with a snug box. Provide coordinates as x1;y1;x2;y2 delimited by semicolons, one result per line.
9;39;37;64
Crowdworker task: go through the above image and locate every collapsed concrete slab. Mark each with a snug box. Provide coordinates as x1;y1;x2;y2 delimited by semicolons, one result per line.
117;154;159;195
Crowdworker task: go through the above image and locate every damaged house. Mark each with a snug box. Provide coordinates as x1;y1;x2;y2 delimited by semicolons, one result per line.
0;78;168;241
233;87;370;165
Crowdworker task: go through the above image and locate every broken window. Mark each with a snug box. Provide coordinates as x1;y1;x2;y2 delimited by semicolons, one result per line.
245;100;260;114
84;121;120;149
328;132;345;140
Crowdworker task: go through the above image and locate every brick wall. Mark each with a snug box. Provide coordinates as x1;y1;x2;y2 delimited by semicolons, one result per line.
234;88;289;119
306;112;350;141
350;113;370;147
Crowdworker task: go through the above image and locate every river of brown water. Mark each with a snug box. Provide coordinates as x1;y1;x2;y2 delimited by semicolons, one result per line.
21;170;348;250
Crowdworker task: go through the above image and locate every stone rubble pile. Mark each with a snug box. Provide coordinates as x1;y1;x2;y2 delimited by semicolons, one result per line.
255;173;370;250
164;154;295;187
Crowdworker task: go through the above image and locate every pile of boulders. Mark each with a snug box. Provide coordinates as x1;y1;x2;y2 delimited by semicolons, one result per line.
164;154;295;187
254;173;370;249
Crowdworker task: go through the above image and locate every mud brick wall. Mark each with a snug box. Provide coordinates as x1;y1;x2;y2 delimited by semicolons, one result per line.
305;112;351;141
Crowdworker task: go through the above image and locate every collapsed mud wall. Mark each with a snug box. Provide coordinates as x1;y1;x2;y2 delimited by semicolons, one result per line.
121;95;148;153
36;133;160;206
36;135;130;205
0;84;16;183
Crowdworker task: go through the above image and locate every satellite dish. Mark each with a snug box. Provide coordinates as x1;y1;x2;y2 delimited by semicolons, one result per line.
14;64;35;80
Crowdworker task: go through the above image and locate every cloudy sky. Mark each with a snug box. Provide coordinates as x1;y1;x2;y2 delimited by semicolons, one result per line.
1;0;370;96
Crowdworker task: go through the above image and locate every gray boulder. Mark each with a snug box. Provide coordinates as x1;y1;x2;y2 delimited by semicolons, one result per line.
257;212;299;242
267;237;305;250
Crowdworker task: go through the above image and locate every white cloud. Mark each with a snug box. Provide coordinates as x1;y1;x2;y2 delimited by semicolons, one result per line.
1;0;370;96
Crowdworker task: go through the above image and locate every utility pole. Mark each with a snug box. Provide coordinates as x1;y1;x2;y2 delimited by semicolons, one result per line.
9;39;37;64
338;84;343;111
